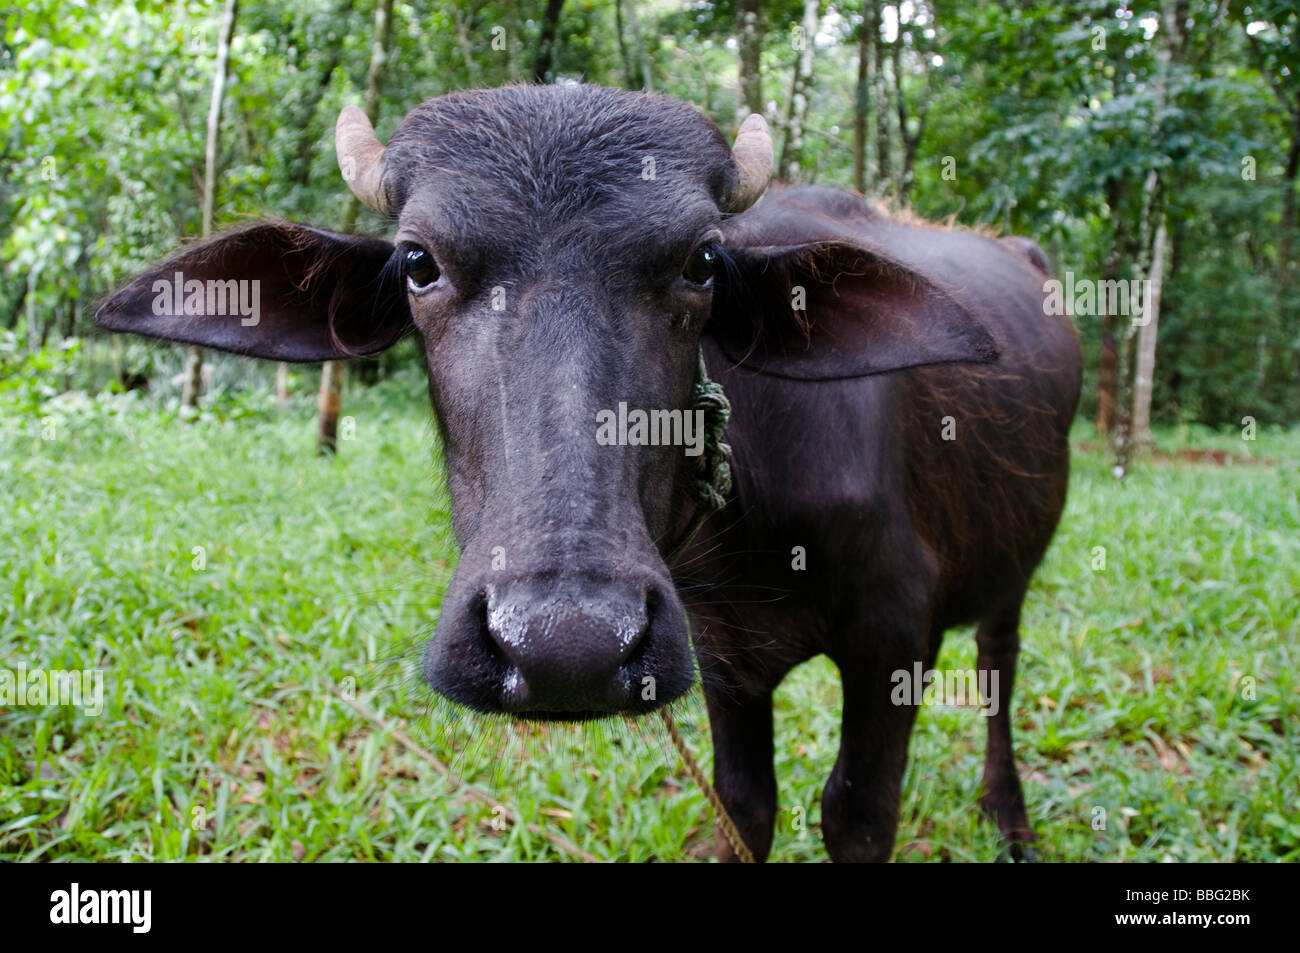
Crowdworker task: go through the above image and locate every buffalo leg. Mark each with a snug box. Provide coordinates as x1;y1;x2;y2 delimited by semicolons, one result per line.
821;636;931;862
975;592;1037;858
703;684;777;862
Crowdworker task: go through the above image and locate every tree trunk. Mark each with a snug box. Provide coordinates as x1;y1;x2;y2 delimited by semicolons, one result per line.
318;0;394;455
1281;108;1300;300
615;0;633;88
1131;218;1167;455
1112;168;1161;477
24;269;37;352
736;0;763;120
873;2;891;196
532;0;565;83
1095;178;1128;434
179;349;205;413
7;280;26;331
317;359;345;451
505;2;521;80
852;3;877;194
1277;110;1300;409
615;0;652;91
276;362;290;412
61;291;76;338
1094;320;1118;434
1113;1;1177;474
37;294;59;348
626;0;652;92
182;0;239;416
892;19;928;209
1111;331;1138;478
778;0;817;182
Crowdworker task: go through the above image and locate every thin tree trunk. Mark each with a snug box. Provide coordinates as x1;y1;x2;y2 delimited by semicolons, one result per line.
7;280;26;331
1113;169;1160;477
892;22;929;209
1112;330;1138;477
24;269;37;352
39;308;55;349
1277;110;1300;407
276;361;290;412
182;0;239;416
615;0;633;88
1114;1;1176;474
852;3;877;195
873;2;891;196
1096;177;1129;434
736;0;763;120
778;0;817;182
1281;109;1300;300
1095;316;1119;434
625;0;653;91
532;0;565;83
317;360;344;451
61;290;76;338
1131;218;1167;454
318;0;394;455
505;2;521;80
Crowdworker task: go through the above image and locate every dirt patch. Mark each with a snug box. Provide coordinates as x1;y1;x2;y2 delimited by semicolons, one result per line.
1074;442;1278;467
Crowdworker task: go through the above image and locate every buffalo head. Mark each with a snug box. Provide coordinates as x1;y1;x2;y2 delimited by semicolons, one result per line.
97;85;773;719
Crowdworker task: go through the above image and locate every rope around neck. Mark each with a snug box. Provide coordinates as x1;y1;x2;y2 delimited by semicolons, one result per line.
665;347;733;565
659;346;755;863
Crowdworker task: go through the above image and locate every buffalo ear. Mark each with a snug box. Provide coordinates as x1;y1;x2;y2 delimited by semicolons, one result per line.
709;241;999;381
95;223;410;363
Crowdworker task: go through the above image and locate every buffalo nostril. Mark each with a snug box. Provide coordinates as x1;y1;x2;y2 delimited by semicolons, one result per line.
610;587;651;666
620;586;654;667
480;579;654;710
426;570;695;716
471;589;512;670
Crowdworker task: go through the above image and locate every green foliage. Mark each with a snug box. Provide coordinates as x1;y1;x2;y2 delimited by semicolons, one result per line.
0;0;1296;427
0;331;83;413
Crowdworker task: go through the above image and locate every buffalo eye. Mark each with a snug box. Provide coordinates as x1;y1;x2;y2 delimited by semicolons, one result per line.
402;246;440;292
682;244;718;288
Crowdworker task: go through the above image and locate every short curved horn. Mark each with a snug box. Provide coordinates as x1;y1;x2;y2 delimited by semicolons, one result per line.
723;113;773;212
335;105;391;213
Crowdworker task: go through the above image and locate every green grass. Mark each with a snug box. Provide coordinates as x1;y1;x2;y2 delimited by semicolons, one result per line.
1;375;1297;862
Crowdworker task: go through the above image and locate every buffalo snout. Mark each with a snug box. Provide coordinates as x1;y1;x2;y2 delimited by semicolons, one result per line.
425;568;695;720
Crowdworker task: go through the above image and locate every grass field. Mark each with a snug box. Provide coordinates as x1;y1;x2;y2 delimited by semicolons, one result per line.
2;371;1297;862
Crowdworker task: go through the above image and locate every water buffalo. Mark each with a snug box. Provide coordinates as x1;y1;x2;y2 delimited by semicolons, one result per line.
96;84;1081;862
